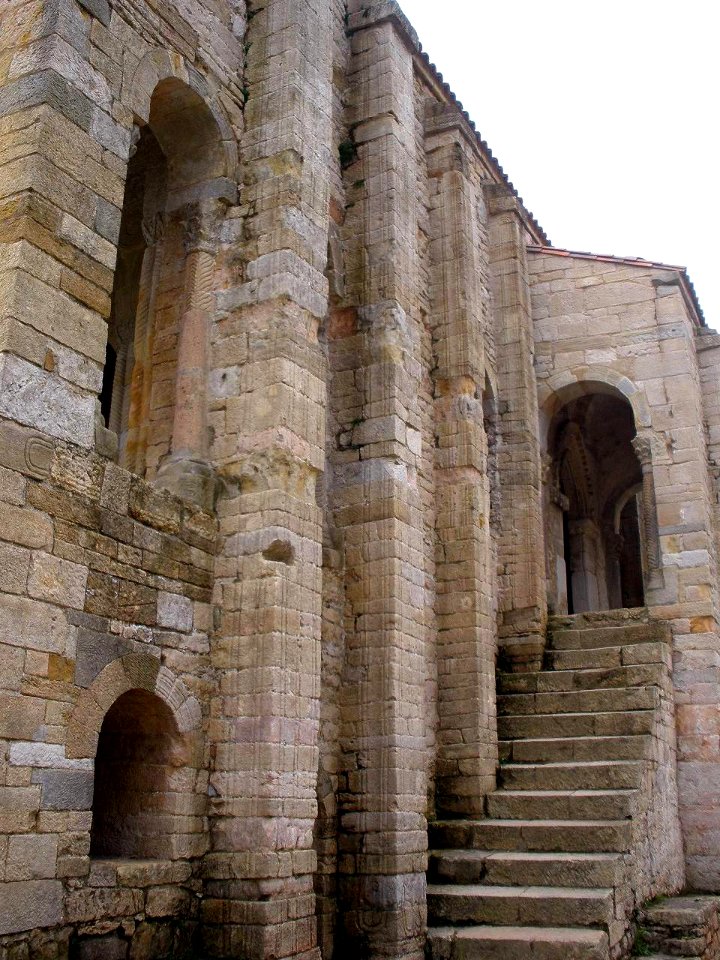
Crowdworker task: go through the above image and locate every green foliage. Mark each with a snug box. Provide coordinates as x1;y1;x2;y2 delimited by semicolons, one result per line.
339;138;357;170
631;926;654;957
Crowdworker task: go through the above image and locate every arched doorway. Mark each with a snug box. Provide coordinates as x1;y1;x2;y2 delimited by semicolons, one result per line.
545;388;646;614
90;688;189;859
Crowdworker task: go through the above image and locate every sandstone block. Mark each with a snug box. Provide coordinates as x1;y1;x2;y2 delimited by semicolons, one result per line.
0;462;27;505
0;500;53;549
6;834;58;881
146;886;191;918
0;354;95;448
76;934;128;960
0;595;69;653
0;541;31;593
65;888;143;924
0;642;24;691
157;592;193;632
28;552;88;609
0;693;46;739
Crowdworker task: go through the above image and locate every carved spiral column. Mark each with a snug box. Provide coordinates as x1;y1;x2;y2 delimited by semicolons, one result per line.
156;203;218;509
632;433;663;588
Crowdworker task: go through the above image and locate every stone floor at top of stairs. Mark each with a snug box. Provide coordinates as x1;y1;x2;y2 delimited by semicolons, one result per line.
427;924;610;960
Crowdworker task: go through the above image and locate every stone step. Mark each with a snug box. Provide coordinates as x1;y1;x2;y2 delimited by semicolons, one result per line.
430;818;633;853
549;622;670;651
427;884;614;929
427;925;609;960
498;709;655;740
486;789;638;822
547;642;670;672
500;734;651;764
498;686;658;716
499;662;665;694
499;760;644;792
428;849;625;888
637;956;684;960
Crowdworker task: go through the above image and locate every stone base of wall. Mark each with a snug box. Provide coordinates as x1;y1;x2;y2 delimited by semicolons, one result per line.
0;860;199;960
637;894;720;959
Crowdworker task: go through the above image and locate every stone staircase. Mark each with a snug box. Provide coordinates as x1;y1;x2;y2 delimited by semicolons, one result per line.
427;612;676;960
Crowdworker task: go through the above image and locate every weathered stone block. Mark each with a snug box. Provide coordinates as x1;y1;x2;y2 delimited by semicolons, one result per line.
6;834;58;881
145;886;191;918
65;888;143;925
32;769;95;810
0;541;31;593
0;594;69;652
75;934;128;960
0;500;53;549
157;592;193;632
0;693;46;739
28;552;88;608
0;354;95;448
74;626;131;688
0;880;63;935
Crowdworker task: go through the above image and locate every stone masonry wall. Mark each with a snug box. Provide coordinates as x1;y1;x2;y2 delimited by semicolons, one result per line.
0;427;215;957
0;0;238;954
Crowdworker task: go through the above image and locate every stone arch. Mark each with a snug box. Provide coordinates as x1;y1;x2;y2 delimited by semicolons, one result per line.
66;653;201;760
125;48;237;182
68;655;205;861
541;373;653;614
539;366;652;453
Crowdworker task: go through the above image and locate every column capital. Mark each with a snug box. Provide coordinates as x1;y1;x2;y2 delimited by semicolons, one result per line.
632;432;654;468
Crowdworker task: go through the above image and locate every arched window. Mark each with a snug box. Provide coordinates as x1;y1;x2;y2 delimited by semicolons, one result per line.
90;689;187;859
102;77;230;507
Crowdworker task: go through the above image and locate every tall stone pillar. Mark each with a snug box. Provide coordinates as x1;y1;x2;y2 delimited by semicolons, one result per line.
156;204;218;509
0;0;119;454
202;0;332;957
488;186;547;670
334;5;429;958
425;110;497;815
125;212;164;473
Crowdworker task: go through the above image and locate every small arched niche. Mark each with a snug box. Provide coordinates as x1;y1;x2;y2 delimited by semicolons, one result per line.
90;688;189;859
544;386;645;614
100;77;228;483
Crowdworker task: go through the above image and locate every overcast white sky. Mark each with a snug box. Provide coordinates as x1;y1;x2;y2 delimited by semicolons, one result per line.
399;0;719;326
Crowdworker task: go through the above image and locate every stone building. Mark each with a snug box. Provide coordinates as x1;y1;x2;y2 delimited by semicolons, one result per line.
0;0;719;957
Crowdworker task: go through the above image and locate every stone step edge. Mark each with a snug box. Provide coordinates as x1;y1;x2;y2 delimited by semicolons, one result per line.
499;709;655;720
499;666;666;683
427;924;610;944
431;818;634;828
499;759;643;769
499;734;651;746
427;883;614;899
429;849;623;862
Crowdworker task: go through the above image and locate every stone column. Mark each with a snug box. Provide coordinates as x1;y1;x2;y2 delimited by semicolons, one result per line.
488;185;547;669
425;109;497;815
124;213;164;474
605;529;624;611
569;517;602;613
336;6;429;958
202;0;332;957
156;205;218;509
632;433;664;593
